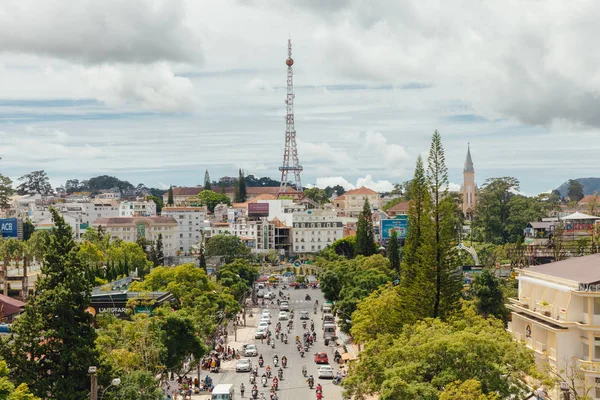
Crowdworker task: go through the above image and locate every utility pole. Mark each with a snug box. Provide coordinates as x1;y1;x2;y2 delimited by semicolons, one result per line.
89;366;98;400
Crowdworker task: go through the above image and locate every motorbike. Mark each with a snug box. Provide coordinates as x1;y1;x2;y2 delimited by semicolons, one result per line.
284;337;288;344
278;369;283;379
252;389;258;399
282;358;287;368
302;366;307;377
333;376;341;385
272;382;278;391
305;294;311;301
302;321;307;329
275;332;280;339
262;377;268;387
308;379;314;389
274;358;279;367
259;359;264;367
304;345;309;352
250;375;256;384
266;370;272;378
271;341;275;349
312;332;317;342
287;326;291;333
300;350;304;357
316;393;323;400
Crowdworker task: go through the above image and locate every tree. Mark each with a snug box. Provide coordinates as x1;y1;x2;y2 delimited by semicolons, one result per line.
440;380;499;400
16;170;53;196
2;208;98;400
155;234;164;266
167;186;174;206
567;179;585;202
197;190;231;213
426;130;461;320
472;177;520;244
204;170;212;191
235;169;247;203
303;187;329;204
586;192;599;216
472;268;508;322
205;233;251;264
0;357;40;400
343;306;539;400
387;229;400;272
21;219;34;241
64;179;81;194
0;174;14;209
106;370;162;400
0;238;22;296
356;199;376;256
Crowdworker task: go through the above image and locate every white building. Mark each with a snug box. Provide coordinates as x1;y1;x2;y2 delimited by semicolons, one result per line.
292;209;343;254
119;201;157;217
91;216;178;257
508;254;600;399
333;187;381;217
161;207;209;255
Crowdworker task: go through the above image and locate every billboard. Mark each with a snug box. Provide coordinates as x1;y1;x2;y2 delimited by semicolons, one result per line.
0;218;20;239
248;202;269;217
381;217;408;240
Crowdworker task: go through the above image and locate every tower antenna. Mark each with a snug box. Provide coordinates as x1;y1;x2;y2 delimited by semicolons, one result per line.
278;39;303;196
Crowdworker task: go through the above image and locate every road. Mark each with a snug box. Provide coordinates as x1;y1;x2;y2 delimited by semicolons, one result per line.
206;285;345;400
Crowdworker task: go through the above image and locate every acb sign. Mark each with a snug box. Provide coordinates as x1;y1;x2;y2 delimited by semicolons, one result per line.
0;218;20;239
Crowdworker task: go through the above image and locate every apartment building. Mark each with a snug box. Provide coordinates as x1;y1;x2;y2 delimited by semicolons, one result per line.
161;186;204;206
292;209;343;254
91;216;178;257
161;206;209;254
333;187;381;217
508;254;600;399
119;201;157;217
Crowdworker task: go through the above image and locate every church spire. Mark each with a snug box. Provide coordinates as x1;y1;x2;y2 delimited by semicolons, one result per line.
464;143;474;173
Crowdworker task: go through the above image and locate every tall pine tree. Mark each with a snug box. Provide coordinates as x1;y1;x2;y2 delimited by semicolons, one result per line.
167;185;174;206
356;198;375;256
156;233;164;265
426;130;462;319
235;169;247;203
204;170;212;191
2;208;98;399
387;229;400;272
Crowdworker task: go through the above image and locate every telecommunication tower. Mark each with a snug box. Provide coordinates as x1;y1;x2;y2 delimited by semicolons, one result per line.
278;39;303;195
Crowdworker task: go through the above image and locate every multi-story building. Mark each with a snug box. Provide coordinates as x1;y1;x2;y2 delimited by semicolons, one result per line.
292;209;343;254
333;187;381;217
162;186;204;206
91;216;178;257
161;206;209;255
508;254;600;399
29;201;121;235
119;201;157;217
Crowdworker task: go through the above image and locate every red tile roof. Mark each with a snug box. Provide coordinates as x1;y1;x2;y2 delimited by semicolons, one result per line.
579;195;599;205
171;187;203;196
344;187;378;195
0;294;24;317
222;186;298;195
386;201;410;213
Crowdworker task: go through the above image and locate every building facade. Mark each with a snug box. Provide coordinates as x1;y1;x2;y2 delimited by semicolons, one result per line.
119;201;157;217
461;145;477;220
161;206;209;255
292;209;343;254
508;254;600;399
333;187;381;217
91;216;178;257
162;186;204;206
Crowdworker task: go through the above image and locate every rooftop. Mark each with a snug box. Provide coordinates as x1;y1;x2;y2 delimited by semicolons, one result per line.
169;187;204;196
344;187;378;196
561;212;600;220
92;216;177;225
525;254;600;284
386;201;410;213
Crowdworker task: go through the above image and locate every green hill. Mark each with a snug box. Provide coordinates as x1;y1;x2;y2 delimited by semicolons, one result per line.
556;177;600;196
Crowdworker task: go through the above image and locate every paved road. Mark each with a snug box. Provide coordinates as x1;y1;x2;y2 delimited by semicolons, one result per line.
206;286;345;400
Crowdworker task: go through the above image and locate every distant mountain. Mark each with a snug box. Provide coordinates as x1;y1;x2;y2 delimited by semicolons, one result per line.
556;177;600;196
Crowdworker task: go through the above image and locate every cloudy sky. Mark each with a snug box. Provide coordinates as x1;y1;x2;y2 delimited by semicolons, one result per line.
0;0;598;194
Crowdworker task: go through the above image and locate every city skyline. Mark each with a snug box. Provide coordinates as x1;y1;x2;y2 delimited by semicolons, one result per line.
0;1;598;195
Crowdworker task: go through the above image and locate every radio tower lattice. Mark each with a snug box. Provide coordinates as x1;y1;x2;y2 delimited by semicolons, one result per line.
278;39;303;195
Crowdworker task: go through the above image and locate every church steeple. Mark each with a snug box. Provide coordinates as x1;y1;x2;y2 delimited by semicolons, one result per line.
464;143;474;173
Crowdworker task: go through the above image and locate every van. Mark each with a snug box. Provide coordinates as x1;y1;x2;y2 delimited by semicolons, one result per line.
323;323;337;342
322;305;332;314
211;384;235;400
322;313;334;324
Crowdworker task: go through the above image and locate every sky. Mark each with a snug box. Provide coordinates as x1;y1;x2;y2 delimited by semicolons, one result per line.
0;0;599;195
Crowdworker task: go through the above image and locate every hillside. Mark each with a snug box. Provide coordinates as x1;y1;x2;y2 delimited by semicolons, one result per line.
556;177;600;196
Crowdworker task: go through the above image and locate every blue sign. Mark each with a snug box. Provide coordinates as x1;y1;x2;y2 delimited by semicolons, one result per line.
0;218;18;238
381;218;408;240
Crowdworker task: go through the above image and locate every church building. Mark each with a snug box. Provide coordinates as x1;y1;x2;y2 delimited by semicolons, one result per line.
461;145;477;221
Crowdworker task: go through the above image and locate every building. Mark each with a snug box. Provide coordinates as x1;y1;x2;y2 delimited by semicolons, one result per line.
385;201;410;217
0;294;24;322
91;216;178;257
162;186;204;206
333;187;381;217
119;201;157;217
222;186;299;202
161;206;209;255
95;189;121;200
292;209;344;254
461;145;477;220
508;254;600;399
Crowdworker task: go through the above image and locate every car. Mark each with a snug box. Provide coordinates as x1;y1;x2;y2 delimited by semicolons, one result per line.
244;344;258;357
314;352;329;364
264;292;275;300
257;283;265;289
257;321;269;330
278;311;289;321
259;315;271;323
279;301;290;311
318;365;334;379
299;310;310;320
255;327;268;339
236;358;253;372
257;290;265;298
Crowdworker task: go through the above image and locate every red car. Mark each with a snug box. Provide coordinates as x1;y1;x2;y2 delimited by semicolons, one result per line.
314;352;329;364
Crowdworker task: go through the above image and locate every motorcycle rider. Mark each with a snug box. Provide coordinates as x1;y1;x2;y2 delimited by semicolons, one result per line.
302;364;307;376
251;384;259;399
266;365;271;377
273;354;279;366
281;355;287;367
310;320;315;330
261;373;268;387
240;383;245;397
272;376;279;390
307;375;314;389
258;354;264;367
316;383;323;393
278;367;283;379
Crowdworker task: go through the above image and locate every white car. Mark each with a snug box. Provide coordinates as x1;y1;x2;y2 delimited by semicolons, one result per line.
299;310;310;320
278;311;289;321
318;365;334;379
255;327;268;339
259;316;271;325
257;321;269;330
264;292;276;300
261;310;271;317
236;358;252;372
257;290;265;298
279;301;290;311
244;344;258;357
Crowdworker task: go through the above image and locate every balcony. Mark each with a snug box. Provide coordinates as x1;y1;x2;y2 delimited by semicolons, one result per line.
535;341;547;354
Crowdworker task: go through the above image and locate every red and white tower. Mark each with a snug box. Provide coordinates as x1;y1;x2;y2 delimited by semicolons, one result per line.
278;39;303;195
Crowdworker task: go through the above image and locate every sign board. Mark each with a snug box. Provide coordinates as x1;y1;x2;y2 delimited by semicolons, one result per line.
0;218;21;239
248;203;269;217
381;217;408;240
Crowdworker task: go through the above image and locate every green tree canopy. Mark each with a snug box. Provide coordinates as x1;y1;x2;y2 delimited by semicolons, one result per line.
204;170;212;191
439;380;499;400
205;233;251;263
0;357;40;400
356;199;376;256
387;229;400;272
16;170;53;196
0;173;14;209
167;186;174;206
197;190;231;213
472;268;509;322
303;187;330;204
567;179;585;202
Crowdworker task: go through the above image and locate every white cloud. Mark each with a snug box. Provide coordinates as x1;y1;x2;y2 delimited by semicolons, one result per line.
0;0;201;64
315;175;394;193
449;182;461;192
298;141;353;165
363;131;410;173
315;176;355;191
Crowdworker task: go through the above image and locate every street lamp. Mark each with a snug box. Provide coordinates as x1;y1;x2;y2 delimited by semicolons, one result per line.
559;382;570;400
100;378;121;400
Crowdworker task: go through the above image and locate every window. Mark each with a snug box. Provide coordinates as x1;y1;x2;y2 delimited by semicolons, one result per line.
594;298;600;315
595;337;600;359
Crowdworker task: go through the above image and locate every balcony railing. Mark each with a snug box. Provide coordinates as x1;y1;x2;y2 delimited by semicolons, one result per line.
535;341;547;353
549;348;557;360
